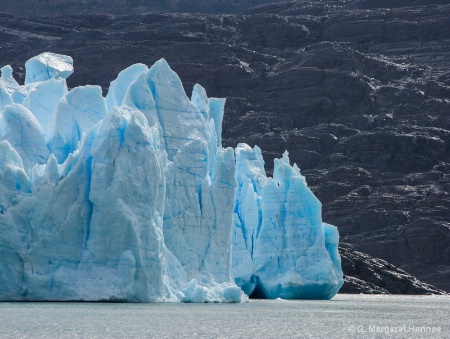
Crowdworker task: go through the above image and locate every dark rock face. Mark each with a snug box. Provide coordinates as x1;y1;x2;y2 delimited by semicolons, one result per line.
339;243;447;294
0;0;277;16
0;0;449;292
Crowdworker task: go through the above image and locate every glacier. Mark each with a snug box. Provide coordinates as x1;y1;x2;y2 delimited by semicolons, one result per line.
232;144;343;299
0;52;343;302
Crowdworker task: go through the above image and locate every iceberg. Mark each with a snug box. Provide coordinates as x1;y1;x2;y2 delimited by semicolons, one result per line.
0;52;343;302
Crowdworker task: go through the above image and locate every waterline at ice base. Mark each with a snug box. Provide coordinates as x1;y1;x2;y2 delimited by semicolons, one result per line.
0;52;343;302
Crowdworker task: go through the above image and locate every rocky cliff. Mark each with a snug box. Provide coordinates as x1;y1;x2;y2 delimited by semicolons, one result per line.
0;0;276;16
339;244;446;294
0;0;449;292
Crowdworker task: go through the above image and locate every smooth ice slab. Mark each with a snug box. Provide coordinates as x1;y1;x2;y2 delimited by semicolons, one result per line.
25;52;74;84
0;104;49;171
50;85;107;163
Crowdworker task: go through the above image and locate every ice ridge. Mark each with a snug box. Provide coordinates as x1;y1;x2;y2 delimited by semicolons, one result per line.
0;52;343;302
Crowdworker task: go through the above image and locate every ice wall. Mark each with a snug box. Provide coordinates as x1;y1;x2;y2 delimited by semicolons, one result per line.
0;52;343;302
232;144;344;299
0;53;241;302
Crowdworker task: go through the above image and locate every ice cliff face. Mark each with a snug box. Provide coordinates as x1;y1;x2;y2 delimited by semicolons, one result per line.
233;144;343;299
0;52;342;302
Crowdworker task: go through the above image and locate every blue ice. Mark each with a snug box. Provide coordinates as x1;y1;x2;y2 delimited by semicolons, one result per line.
0;52;343;302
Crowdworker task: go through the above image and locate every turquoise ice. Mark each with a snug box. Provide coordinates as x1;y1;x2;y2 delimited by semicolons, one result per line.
0;52;342;302
233;144;343;299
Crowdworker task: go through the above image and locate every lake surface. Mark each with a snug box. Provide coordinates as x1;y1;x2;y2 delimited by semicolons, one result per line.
0;295;449;338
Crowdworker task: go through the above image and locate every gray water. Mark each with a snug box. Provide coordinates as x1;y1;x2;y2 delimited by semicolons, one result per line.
0;295;449;338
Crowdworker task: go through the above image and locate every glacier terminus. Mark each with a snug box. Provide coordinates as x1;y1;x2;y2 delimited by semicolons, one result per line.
0;52;343;302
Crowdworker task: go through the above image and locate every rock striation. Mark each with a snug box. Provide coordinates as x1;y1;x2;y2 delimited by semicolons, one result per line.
339;243;447;295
